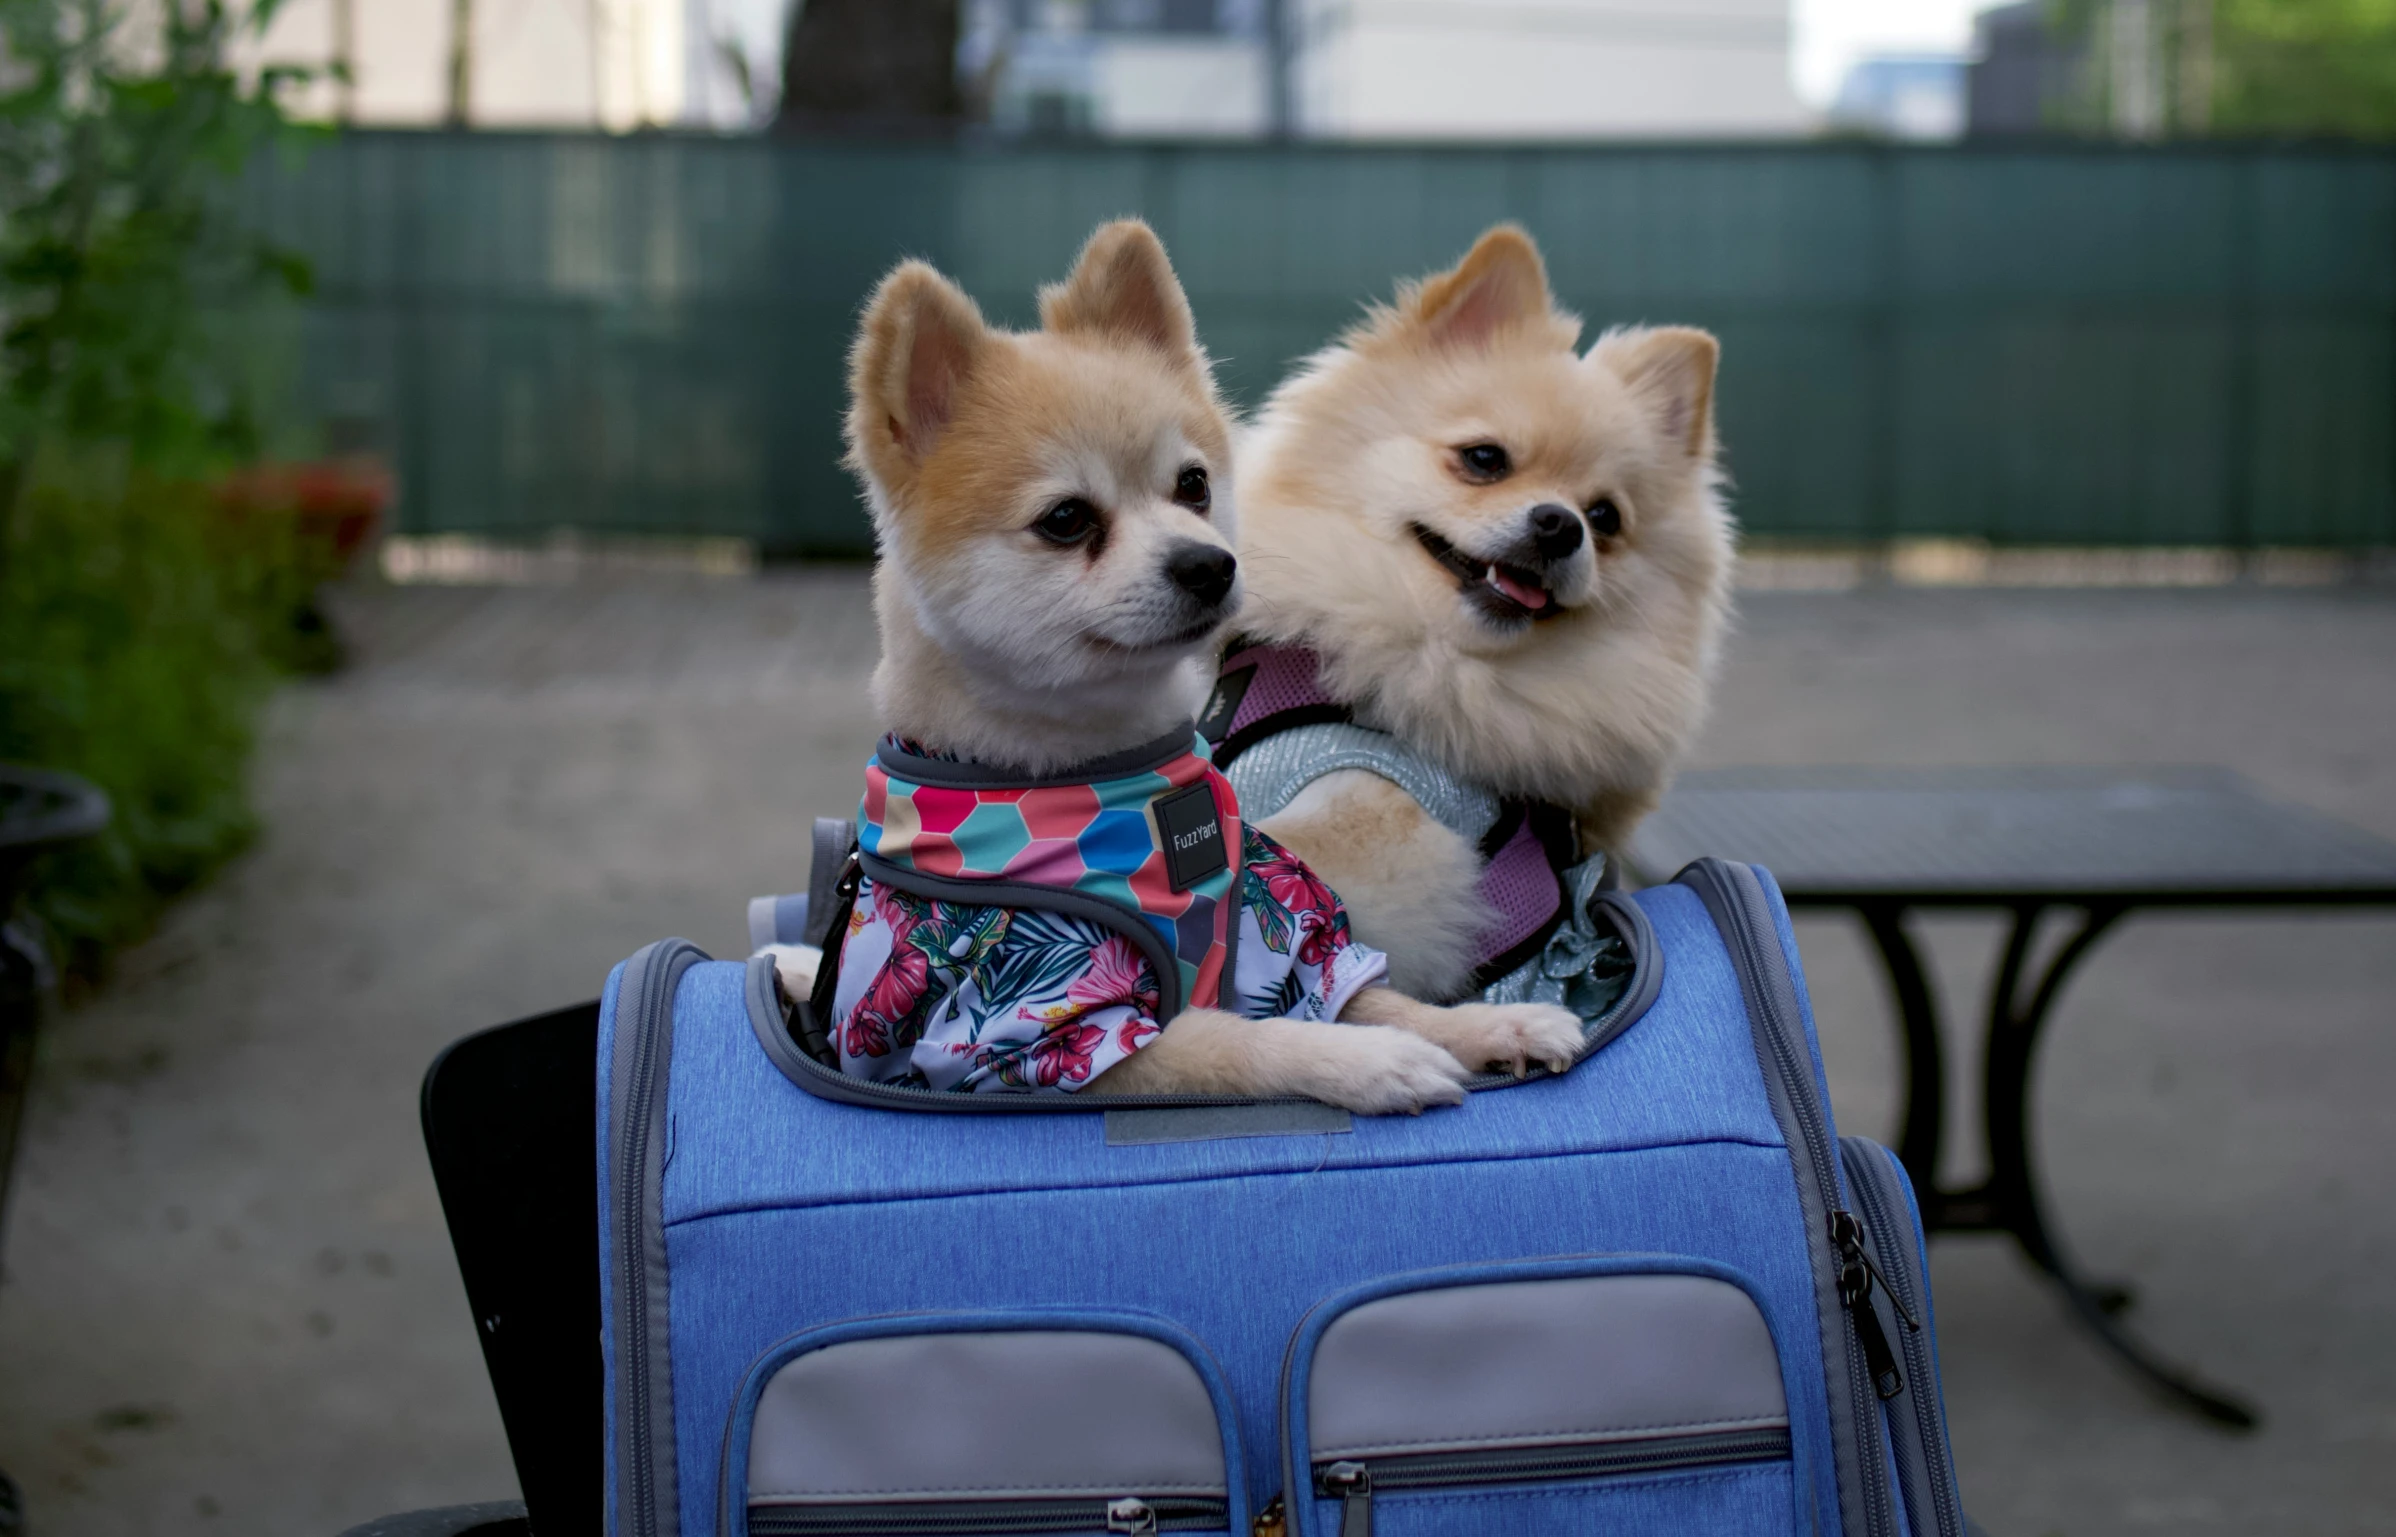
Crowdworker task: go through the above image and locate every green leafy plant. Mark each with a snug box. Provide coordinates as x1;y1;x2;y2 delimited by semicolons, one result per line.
2047;0;2396;139
2210;0;2396;138
0;0;319;978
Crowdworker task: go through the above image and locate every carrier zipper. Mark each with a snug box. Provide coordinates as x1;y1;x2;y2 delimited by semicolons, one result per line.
1679;861;1894;1537
1319;1462;1371;1537
1843;1138;1964;1537
746;1495;1225;1536
1313;1428;1793;1537
1833;1208;1914;1401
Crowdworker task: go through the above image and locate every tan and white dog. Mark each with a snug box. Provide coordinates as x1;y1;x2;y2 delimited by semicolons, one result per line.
1231;224;1735;1002
770;219;1582;1112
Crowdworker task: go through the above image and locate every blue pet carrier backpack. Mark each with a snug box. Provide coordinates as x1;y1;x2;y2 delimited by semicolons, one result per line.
600;857;1967;1537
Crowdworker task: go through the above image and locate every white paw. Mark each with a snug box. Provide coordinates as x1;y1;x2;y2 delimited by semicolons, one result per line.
1439;1002;1586;1077
1310;1026;1472;1115
756;942;821;1002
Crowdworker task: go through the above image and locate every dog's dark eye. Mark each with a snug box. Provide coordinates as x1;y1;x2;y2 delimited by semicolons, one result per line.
1457;442;1511;481
1587;498;1623;538
1174;465;1211;513
1034;498;1100;546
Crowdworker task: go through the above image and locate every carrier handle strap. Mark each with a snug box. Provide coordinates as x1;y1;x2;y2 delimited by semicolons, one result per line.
803;816;858;948
787;817;860;1067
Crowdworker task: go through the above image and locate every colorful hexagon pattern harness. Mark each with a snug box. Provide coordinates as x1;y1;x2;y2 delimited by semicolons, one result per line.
827;726;1388;1093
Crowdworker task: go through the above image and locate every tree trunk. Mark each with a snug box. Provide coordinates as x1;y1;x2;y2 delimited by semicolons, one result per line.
775;0;960;134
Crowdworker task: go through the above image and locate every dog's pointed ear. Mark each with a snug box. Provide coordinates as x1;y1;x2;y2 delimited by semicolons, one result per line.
848;260;990;495
1039;219;1199;362
1402;224;1555;351
1593;325;1719;461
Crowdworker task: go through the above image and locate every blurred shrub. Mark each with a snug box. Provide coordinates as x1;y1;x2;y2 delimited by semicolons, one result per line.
0;0;318;979
2050;0;2396;140
0;473;305;975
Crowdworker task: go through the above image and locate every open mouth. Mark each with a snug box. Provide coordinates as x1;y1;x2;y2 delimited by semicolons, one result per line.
1411;524;1559;623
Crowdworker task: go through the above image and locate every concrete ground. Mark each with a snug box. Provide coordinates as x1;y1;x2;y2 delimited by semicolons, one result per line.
0;572;2391;1537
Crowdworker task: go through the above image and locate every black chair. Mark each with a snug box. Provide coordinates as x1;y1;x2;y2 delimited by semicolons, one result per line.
354;1002;609;1537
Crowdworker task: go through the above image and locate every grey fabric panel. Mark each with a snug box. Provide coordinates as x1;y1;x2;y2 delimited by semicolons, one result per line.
748;1331;1227;1503
882;724;1196;789
1104;1102;1353;1144
1308;1274;1788;1460
1222;722;1500;847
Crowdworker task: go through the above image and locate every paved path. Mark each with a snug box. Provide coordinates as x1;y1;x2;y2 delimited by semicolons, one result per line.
0;573;2391;1536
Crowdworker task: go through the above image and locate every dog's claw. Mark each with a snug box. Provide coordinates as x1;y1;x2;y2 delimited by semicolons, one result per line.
1312;1025;1473;1115
1436;1001;1585;1079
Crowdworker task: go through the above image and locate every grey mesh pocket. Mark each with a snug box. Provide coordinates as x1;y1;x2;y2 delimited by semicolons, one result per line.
1284;1268;1798;1537
728;1321;1242;1537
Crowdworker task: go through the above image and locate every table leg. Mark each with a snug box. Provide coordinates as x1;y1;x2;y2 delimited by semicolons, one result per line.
1858;904;1947;1202
1968;901;2258;1430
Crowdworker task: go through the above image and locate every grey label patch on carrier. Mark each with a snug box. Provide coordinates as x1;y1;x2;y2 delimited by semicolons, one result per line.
1105;1103;1354;1145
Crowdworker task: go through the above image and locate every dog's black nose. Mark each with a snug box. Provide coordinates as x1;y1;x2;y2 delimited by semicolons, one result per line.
1529;503;1585;559
1166;542;1239;606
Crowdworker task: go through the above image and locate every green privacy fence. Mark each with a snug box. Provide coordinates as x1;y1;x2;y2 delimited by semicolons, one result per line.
242;132;2396;553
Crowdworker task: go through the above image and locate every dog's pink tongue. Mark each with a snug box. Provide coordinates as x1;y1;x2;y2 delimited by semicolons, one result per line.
1489;566;1550;611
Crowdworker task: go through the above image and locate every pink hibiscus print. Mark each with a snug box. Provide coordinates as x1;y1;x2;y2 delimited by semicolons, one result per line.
869;880;922;943
1066;935;1161;1018
1250;840;1353;966
1027;1022;1109;1087
843;945;927;1059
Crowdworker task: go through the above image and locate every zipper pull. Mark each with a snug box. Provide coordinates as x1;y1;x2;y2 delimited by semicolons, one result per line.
1251;1494;1286;1537
1320;1461;1373;1537
1107;1497;1159;1536
1830;1209;1906;1400
1830;1208;1924;1332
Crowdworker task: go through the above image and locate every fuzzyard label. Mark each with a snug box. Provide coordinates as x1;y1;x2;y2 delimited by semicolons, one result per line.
1155;779;1229;892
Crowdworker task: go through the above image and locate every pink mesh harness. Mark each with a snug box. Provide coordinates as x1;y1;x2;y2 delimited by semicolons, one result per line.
1202;640;1575;990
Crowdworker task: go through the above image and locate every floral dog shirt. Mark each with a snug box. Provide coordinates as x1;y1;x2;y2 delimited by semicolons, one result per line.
827;730;1388;1094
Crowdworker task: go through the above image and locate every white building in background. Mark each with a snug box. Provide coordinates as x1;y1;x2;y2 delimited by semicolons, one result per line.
244;0;780;130
244;0;1812;139
970;0;1811;139
1290;0;1810;139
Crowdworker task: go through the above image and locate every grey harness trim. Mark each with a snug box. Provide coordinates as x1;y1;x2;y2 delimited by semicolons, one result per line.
1221;719;1619;1011
1223;721;1502;850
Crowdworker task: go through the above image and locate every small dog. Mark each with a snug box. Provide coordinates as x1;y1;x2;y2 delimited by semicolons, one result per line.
1230;224;1734;1002
768;220;1581;1112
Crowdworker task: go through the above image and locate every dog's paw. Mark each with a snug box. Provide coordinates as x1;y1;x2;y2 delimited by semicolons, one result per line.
1309;1026;1472;1115
1436;1001;1586;1077
756;942;822;1003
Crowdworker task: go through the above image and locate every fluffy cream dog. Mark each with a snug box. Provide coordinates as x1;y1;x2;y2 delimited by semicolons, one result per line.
1230;224;1735;1002
771;219;1582;1111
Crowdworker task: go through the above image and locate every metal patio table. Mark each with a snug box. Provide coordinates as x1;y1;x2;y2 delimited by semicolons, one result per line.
1627;766;2396;1431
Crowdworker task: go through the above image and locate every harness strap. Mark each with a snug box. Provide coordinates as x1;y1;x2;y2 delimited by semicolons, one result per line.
1207;640;1575;990
1202;639;1354;766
